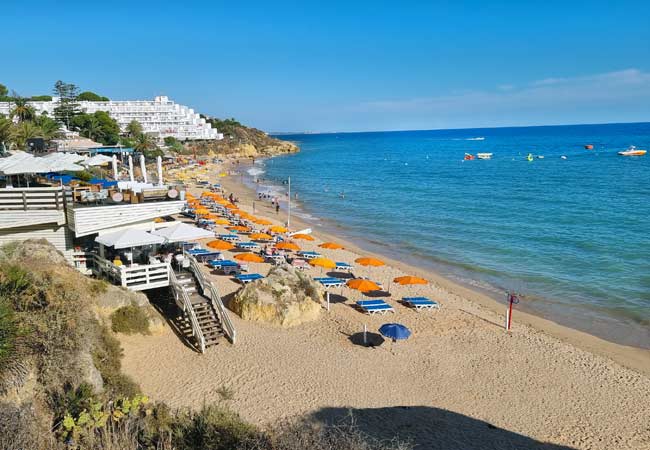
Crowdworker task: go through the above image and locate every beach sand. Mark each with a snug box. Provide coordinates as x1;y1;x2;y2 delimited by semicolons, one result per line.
120;163;650;450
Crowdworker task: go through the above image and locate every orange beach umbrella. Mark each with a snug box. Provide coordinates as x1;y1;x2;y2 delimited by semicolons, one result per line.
207;240;235;251
270;225;288;233
227;225;250;232
319;242;344;250
393;276;428;285
276;242;300;251
234;253;264;263
254;218;273;225
346;279;380;292
292;234;314;241
308;257;336;269
213;218;230;225
250;233;273;241
355;257;385;267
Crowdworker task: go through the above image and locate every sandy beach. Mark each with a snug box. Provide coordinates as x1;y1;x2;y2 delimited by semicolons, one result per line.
120;162;650;450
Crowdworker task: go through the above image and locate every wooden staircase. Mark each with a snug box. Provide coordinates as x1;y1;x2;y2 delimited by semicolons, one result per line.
174;272;225;350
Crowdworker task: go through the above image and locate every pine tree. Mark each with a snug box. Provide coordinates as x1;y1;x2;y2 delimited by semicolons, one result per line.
52;80;80;128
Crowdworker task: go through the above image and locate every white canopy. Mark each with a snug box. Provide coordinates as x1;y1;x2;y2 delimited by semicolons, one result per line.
152;222;214;243
83;154;113;166
0;151;85;175
95;228;165;249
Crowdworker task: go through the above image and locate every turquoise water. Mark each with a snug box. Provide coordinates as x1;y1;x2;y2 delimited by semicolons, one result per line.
254;124;650;347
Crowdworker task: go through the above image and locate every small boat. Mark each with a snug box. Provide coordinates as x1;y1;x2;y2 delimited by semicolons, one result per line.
618;146;647;156
477;153;493;160
526;153;533;161
536;155;544;159
464;153;475;160
585;144;594;150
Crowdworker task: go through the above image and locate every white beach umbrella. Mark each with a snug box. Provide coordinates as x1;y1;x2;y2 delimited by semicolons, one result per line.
84;154;113;166
152;222;214;243
128;155;134;183
112;155;119;180
156;155;163;186
95;228;165;249
140;154;148;183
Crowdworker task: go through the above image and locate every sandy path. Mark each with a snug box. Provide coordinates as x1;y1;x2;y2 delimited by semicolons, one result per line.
120;165;650;449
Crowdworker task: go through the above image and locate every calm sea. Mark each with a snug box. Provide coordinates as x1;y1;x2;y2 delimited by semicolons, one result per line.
248;123;650;348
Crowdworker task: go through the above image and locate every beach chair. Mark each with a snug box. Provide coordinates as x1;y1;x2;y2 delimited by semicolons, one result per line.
315;277;345;288
335;262;353;272
355;299;394;315
402;297;440;311
234;273;264;284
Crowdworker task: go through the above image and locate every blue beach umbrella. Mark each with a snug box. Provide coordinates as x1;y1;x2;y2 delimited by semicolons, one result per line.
378;323;411;341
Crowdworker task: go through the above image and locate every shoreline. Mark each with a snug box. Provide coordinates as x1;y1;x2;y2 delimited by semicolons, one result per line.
222;160;650;377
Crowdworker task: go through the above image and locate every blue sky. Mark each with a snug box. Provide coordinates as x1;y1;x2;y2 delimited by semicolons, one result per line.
1;1;649;132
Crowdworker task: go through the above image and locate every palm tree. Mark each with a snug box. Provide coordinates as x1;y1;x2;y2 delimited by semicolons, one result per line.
33;116;63;141
81;117;102;142
126;120;143;138
11;121;39;149
10;97;36;122
134;133;157;152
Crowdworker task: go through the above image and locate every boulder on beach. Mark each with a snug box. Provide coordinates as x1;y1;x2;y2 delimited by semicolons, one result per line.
230;264;324;327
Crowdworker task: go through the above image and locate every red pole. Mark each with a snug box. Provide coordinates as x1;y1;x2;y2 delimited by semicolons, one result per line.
507;294;514;330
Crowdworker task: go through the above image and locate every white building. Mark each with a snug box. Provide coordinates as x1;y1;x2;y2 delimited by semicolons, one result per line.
0;95;223;141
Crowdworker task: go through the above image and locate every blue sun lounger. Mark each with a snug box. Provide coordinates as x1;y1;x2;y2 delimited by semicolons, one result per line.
237;242;260;250
335;262;353;272
235;273;264;284
218;234;240;242
355;299;395;315
403;297;440;310
314;277;345;288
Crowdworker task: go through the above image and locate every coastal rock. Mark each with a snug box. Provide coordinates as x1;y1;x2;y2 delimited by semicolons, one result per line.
230;264;323;327
77;351;104;393
95;285;148;313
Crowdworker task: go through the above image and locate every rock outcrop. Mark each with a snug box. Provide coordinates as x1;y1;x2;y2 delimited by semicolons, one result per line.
230;265;323;327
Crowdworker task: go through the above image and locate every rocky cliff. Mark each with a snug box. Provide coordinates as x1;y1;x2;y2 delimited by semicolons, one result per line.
187;118;299;158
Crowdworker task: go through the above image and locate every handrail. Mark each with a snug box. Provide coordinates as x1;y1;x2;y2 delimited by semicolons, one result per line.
186;253;236;344
170;270;206;353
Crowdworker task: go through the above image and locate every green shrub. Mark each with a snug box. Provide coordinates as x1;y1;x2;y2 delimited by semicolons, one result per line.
171;404;258;450
89;279;109;296
93;327;140;398
110;304;150;335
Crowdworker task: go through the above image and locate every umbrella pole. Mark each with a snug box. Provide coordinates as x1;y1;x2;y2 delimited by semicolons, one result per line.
363;324;367;345
326;291;330;312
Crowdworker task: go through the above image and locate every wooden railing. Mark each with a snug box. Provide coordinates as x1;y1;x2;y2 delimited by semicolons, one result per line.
186;253;236;344
0;187;69;211
120;262;170;291
170;270;206;353
89;254;170;291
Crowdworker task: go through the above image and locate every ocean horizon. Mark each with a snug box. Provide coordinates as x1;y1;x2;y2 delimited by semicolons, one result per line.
243;122;649;348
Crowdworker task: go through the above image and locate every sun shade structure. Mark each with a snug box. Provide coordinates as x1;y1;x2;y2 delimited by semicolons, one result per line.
194;208;210;215
213;218;230;225
355;257;385;267
347;279;380;292
234;253;264;263
393;276;428;285
319;242;344;249
83;154;113;166
276;242;300;251
95;228;164;249
379;323;411;341
254;219;273;225
0;151;85;175
207;240;235;250
152;223;214;243
292;234;315;241
308;257;336;269
269;225;288;233
250;233;273;241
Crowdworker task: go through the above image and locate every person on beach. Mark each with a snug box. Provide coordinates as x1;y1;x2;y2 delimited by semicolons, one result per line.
275;203;280;214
